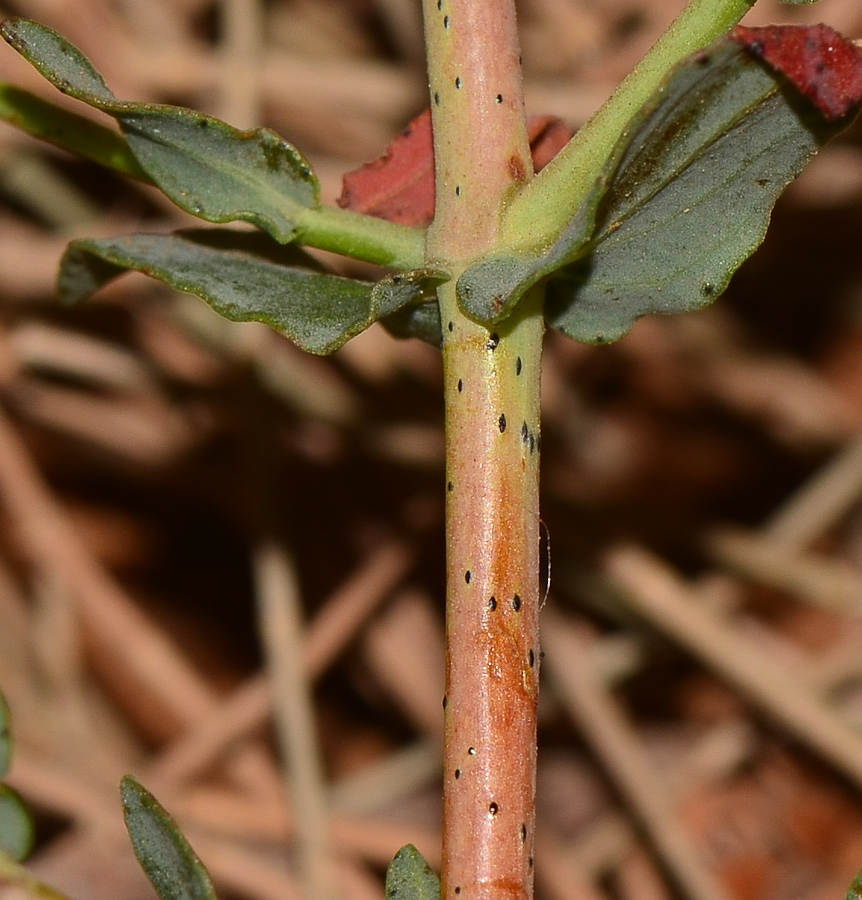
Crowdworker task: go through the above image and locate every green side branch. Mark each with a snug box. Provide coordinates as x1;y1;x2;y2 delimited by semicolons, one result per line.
502;0;759;249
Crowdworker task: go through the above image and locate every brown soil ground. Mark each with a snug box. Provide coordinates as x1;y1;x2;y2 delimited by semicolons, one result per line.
2;2;862;900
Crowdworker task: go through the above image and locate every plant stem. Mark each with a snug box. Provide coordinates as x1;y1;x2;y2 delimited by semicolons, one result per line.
502;0;759;248
295;204;425;270
422;3;542;900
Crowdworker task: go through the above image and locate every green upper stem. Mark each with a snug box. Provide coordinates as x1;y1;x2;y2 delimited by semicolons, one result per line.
501;0;759;250
422;3;544;900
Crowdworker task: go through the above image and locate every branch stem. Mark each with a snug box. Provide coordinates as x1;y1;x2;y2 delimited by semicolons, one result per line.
422;3;542;900
502;0;759;248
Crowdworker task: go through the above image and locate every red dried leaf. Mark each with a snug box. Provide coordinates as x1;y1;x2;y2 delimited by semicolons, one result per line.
527;115;574;172
338;110;435;228
732;24;862;121
338;110;574;227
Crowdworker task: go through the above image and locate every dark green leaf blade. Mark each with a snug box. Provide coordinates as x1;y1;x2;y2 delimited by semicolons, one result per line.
0;17;116;105
118;109;319;241
0;785;34;862
0;84;149;181
1;18;319;242
58;229;385;355
547;32;862;344
375;267;448;346
121;775;217;900
385;845;440;900
455;188;602;325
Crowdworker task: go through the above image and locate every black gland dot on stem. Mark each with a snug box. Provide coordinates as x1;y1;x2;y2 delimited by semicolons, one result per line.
465;570;472;584
455;185;462;196
495;93;503;103
486;332;500;350
457;378;463;392
512;594;522;611
489;802;499;816
488;596;497;611
498;413;507;433
520;823;527;843
447;481;454;492
448;321;455;332
454;768;462;779
515;356;522;375
528;649;535;668
437;0;443;8
443;695;448;709
455;889;462;896
444;15;450;28
455;76;462;89
434;92;440;105
468;746;476;756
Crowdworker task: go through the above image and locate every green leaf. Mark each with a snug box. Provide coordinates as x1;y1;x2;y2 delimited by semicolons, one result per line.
0;785;34;862
0;84;149;181
1;18;319;243
0;691;11;779
58;229;409;355
455;180;606;324
0;18;114;105
382;301;442;346
118;109;318;241
385;845;440;900
121;775;217;900
375;267;447;345
546;35;860;344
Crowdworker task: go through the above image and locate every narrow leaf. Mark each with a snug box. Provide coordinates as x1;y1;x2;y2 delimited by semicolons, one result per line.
0;17;115;105
1;18;319;243
0;691;10;779
118;108;318;240
58;229;401;355
0;786;34;862
385;845;440;900
0;84;149;181
121;776;217;900
547;28;862;344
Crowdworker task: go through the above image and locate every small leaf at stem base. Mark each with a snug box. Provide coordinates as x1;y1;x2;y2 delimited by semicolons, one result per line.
385;845;441;900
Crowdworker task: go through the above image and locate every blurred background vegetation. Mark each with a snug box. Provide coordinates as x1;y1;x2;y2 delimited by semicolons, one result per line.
2;2;862;900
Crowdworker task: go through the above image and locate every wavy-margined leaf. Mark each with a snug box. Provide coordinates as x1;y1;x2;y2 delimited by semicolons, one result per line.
0;18;318;243
59;229;422;355
385;845;440;900
121;776;217;900
545;28;862;344
455;183;605;324
0;785;34;862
